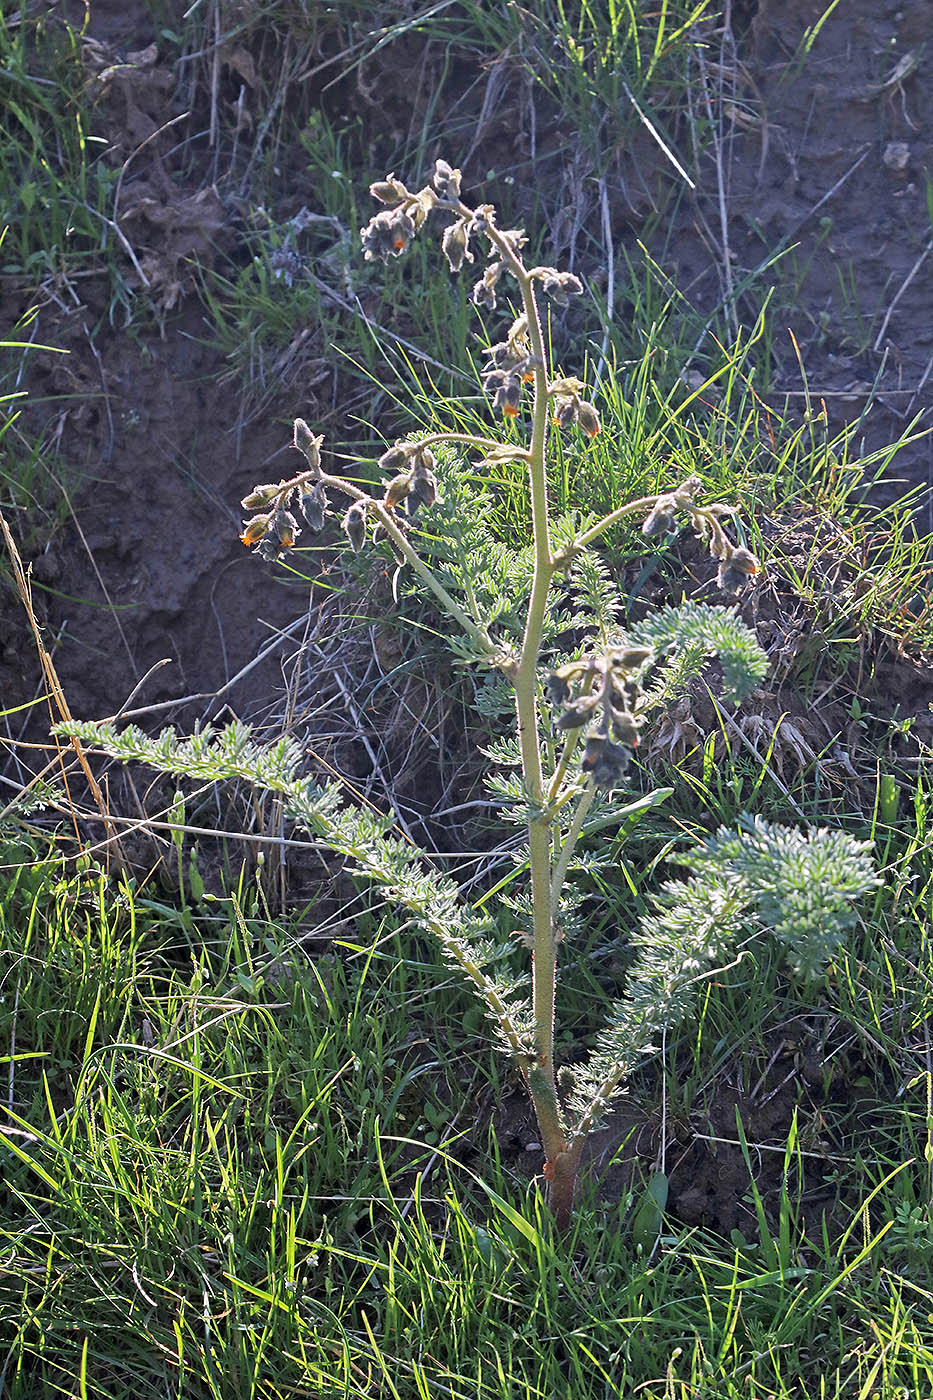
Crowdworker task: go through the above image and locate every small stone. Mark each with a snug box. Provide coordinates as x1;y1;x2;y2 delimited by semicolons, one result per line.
524;1141;542;1153
883;141;910;172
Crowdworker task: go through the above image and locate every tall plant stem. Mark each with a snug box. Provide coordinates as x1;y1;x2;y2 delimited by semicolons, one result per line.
483;222;569;1188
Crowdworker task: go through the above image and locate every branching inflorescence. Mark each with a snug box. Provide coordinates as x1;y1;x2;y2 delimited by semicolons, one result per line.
62;158;878;1234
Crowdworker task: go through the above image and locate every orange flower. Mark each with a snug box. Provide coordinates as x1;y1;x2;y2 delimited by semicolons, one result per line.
502;402;520;418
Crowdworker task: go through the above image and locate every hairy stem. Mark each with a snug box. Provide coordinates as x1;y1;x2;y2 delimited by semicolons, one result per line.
481;227;571;1181
550;783;596;907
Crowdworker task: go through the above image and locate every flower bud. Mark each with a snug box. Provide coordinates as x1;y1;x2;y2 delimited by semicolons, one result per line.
240;485;279;510
609;646;653;673
544;673;571;707
472;266;502;311
730;545;760;575
369;173;408;204
577;402;601;437
433;159;462;201
239;513;271;547
258;538;281;562
485;339;523;372
493;376;522;418
410;470;437;509
274;509;299;549
383;473;412;509
553;397;578;430
293;420;323;470
609;709;640;747
378;443;414;474
300;483;327;532
361;208;416;261
540;270;584;306
343;501;367;552
642;497;678;538
717;545;760;592
389;209;416;253
410;454;437;508
556;696;599;730
441;218;472;272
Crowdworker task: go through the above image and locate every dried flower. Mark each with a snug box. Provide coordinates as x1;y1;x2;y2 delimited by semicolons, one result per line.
717;545;760;592
581;735;631;789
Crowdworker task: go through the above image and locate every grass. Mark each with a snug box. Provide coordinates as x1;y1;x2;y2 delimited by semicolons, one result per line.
0;8;121;298
1;752;932;1396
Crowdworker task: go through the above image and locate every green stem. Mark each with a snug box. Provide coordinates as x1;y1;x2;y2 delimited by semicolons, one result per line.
479;220;570;1180
571;494;659;553
550;783;596;906
414;430;530;461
